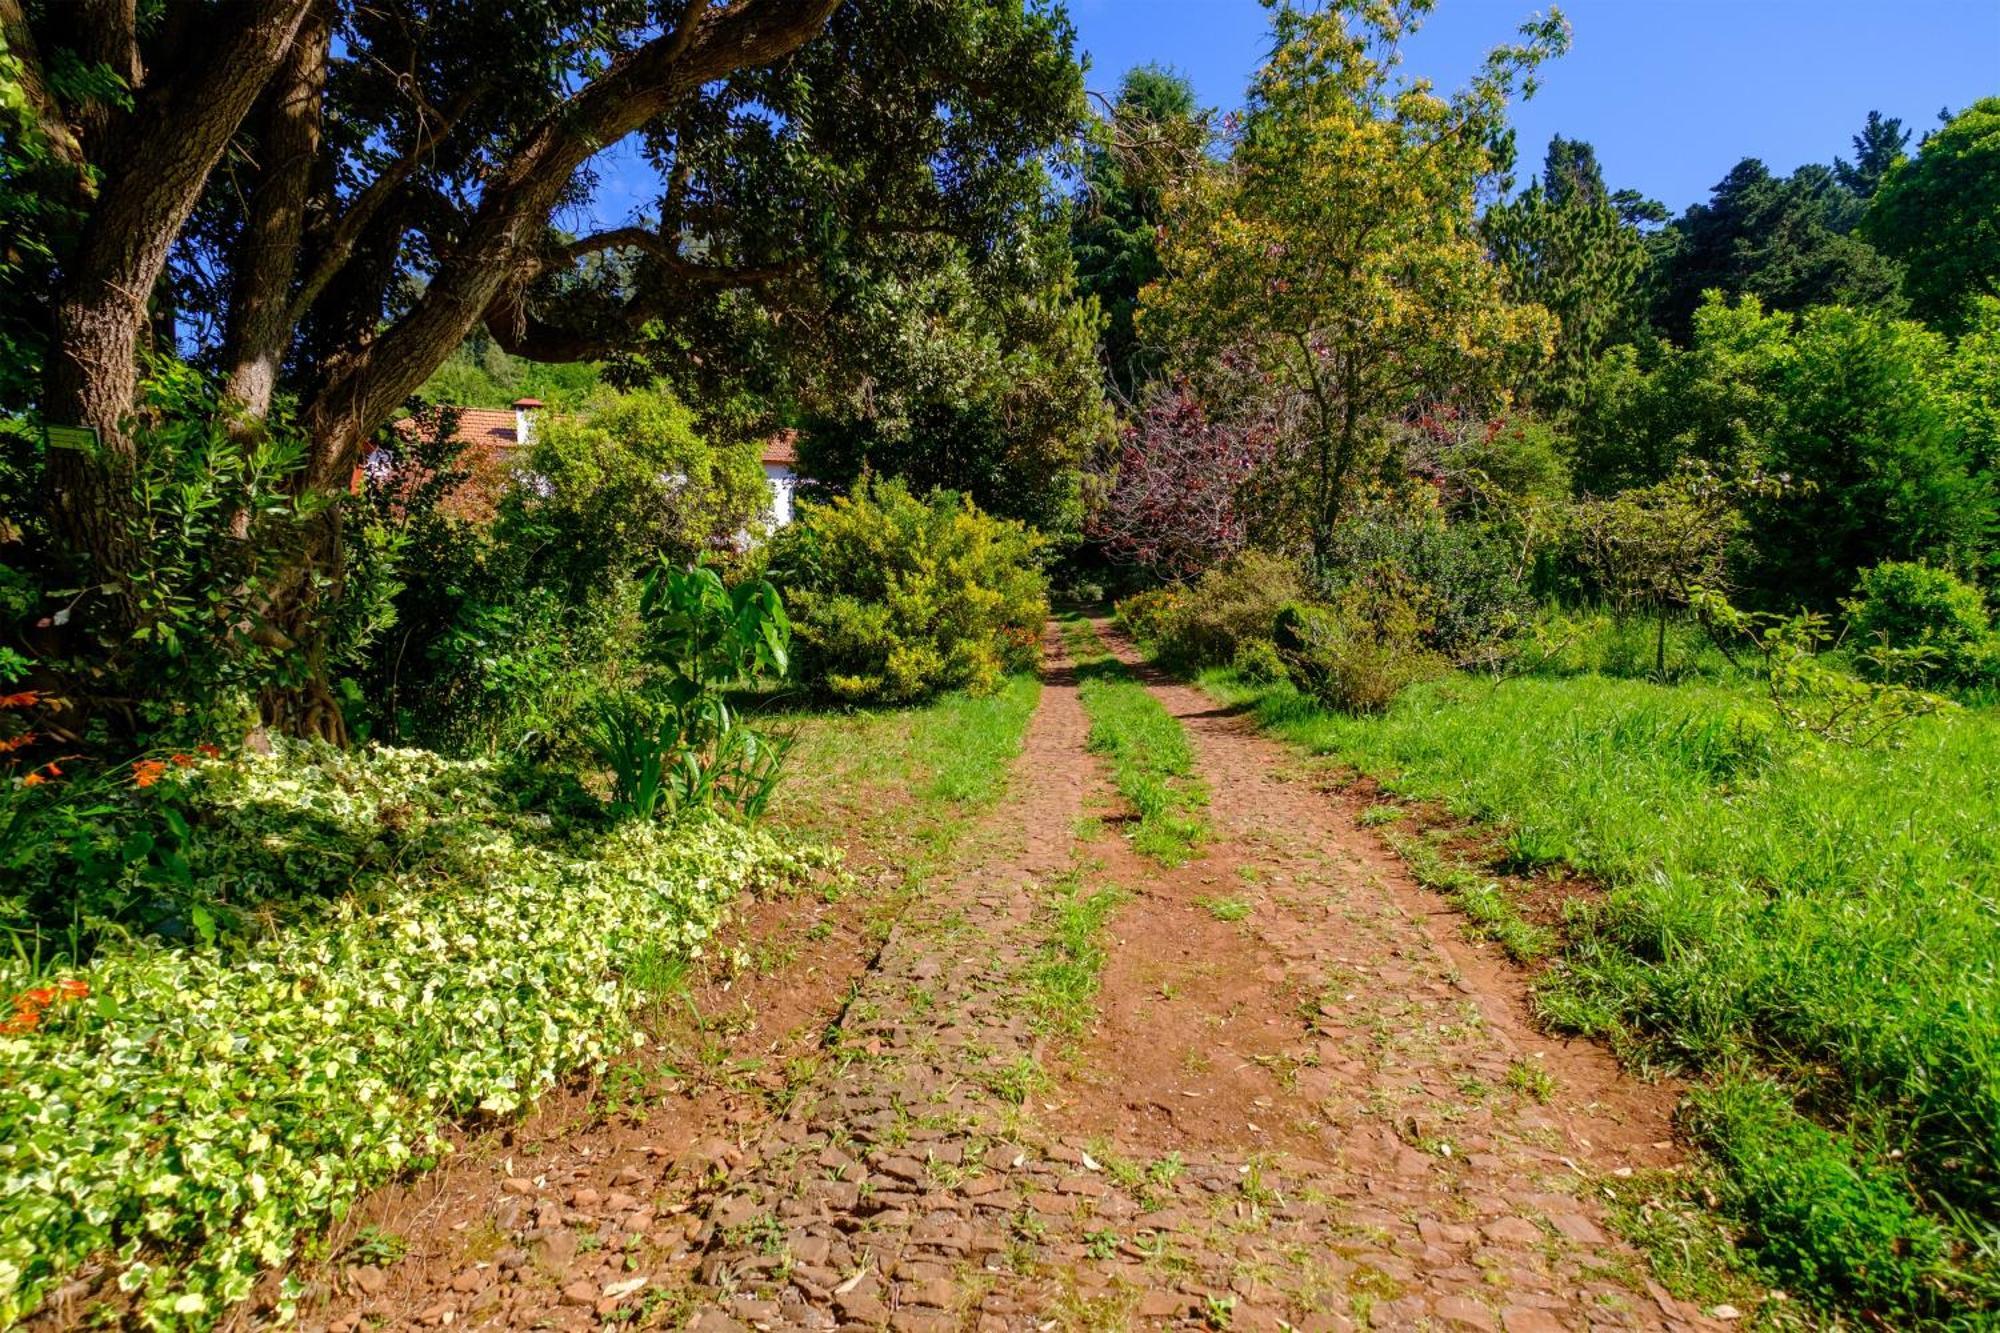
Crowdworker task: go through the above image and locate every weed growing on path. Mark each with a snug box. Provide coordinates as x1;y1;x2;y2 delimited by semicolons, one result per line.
1060;615;1210;863
1024;863;1128;1039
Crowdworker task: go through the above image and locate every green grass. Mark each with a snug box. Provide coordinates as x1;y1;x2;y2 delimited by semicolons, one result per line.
1060;616;1209;864
1024;862;1127;1038
1195;659;2000;1323
768;672;1041;873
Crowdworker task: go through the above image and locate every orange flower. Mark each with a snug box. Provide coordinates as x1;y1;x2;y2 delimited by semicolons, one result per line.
1;1008;39;1035
0;691;39;709
20;773;45;788
197;743;222;759
132;759;168;788
170;753;193;768
57;979;88;1000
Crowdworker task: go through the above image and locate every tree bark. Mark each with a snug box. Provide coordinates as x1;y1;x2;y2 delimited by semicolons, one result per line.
43;0;312;579
223;0;330;419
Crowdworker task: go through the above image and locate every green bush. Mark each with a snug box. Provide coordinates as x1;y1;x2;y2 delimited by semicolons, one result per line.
1845;561;1996;686
1151;549;1305;669
1273;587;1445;715
1112;586;1185;645
767;478;1047;703
1319;501;1534;663
585;562;793;821
0;743;829;1327
1230;637;1286;683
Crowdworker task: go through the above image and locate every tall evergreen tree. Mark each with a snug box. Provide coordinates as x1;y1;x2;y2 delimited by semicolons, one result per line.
1070;64;1208;398
1836;109;1911;197
1484;135;1657;415
1648;157;1904;342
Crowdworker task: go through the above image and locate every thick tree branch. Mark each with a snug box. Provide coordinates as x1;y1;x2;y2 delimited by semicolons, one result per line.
224;0;332;417
301;0;842;487
285;79;487;328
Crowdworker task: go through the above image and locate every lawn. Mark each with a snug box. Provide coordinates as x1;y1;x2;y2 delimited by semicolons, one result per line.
1199;659;2000;1321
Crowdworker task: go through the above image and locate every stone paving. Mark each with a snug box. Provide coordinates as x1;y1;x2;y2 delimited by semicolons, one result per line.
303;626;1725;1332
665;631;1720;1332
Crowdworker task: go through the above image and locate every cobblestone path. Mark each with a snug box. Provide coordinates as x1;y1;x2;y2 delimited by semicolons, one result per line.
671;628;1719;1332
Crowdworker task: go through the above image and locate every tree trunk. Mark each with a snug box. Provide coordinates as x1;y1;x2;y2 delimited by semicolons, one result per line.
224;0;330;420
42;0;311;584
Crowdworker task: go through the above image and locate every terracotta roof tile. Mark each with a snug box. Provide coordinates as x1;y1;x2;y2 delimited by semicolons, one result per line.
761;429;799;467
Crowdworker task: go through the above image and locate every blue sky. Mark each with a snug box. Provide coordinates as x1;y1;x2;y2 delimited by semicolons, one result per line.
579;1;1998;232
1068;0;2000;212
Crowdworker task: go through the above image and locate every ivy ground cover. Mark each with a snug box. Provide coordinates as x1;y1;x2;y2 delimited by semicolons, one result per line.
0;745;829;1328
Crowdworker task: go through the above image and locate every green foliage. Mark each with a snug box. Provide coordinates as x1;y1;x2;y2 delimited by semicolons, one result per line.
1845;561;1996;686
1317;498;1536;665
0;743;830;1327
1648;157;1905;342
1111;586;1186;647
1142;0;1565;558
1062;618;1207;863
1070;64;1209;396
586;562;793;821
350;387;765;756
1484;136;1655;414
767;478;1047;703
1272;593;1444;716
1748;306;1991;608
1866;99;2000;332
415;336;604;412
1201;664;2000;1320
791;234;1113;546
1146;549;1305;670
5;361;392;750
1571;296;1996;610
1685;1075;1952;1314
499;387;769;596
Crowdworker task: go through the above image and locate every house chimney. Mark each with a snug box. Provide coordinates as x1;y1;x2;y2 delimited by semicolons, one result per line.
512;397;544;446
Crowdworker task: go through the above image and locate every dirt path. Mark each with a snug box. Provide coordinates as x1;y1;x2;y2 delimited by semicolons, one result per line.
304;624;1719;1332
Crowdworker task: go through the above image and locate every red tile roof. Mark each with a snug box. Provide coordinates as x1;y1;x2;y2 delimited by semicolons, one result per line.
368;407;531;522
761;429;799;467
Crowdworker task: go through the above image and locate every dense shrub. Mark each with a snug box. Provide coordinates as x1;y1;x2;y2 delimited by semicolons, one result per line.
1111;586;1186;645
767;478;1046;702
1149;549;1304;669
1845;560;1996;685
1273;587;1445;715
350;386;765;756
0;743;830;1327
586;562;793;821
1319;499;1535;663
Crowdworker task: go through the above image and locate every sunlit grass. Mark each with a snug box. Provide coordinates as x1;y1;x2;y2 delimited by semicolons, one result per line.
1059;615;1209;864
1196;651;2000;1321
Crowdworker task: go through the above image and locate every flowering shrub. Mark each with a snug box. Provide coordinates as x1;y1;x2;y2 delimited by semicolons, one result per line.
0;744;831;1328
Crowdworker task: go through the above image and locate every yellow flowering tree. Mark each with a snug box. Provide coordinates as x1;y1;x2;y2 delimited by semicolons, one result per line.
1140;0;1565;562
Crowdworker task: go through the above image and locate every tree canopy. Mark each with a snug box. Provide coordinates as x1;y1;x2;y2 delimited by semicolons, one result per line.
1140;0;1564;561
1865;98;2000;332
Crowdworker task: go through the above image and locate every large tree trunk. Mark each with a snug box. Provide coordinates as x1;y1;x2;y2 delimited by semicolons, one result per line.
42;0;311;583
